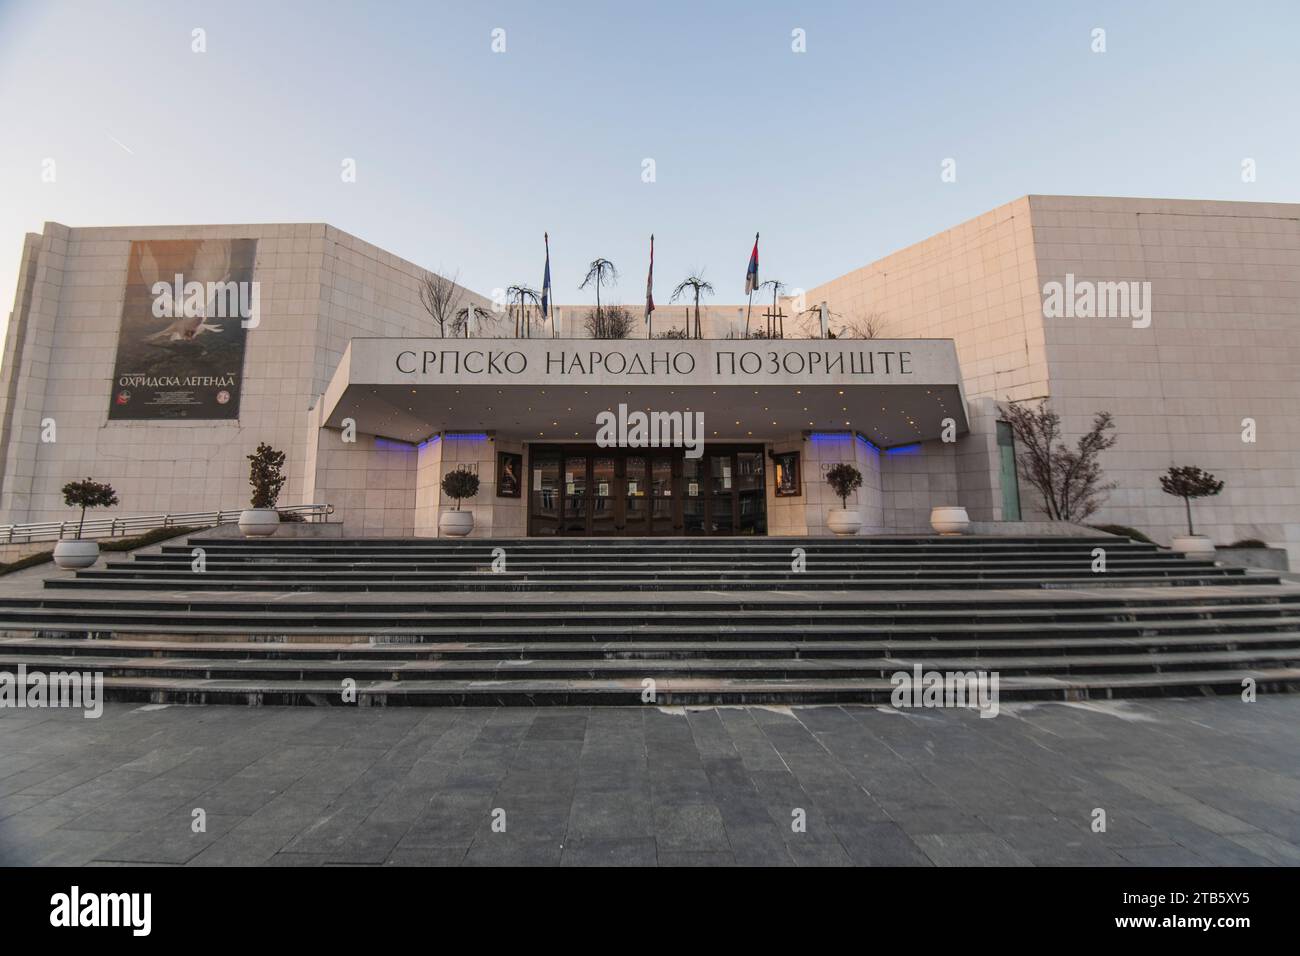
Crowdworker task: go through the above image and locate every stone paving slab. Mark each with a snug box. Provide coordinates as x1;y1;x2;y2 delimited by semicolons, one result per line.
0;696;1296;866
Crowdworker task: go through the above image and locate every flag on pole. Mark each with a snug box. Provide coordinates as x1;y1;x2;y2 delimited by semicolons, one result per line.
744;233;760;295
644;234;655;326
540;233;552;324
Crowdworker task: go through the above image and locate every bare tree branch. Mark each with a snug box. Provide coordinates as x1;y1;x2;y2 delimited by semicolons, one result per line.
583;304;636;339
452;303;498;337
670;272;714;339
417;269;464;338
506;284;540;337
836;311;888;339
579;258;618;328
999;400;1117;522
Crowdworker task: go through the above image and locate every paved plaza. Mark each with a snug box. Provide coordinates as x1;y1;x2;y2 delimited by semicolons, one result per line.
1;696;1297;867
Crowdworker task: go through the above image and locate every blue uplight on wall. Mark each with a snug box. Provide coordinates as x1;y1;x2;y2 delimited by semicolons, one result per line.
885;443;922;456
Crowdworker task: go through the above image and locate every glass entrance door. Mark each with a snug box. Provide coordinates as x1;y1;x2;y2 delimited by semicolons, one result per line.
591;455;617;535
530;454;561;536
530;445;763;537
735;450;766;535
683;456;705;535
562;455;588;534
649;454;675;535
707;453;735;535
623;455;649;535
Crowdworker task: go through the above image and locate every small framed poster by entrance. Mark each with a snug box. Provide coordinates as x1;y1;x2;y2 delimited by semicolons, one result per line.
497;451;522;498
773;451;801;497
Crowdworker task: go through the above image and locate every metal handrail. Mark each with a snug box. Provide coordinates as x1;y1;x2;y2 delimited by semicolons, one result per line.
0;503;335;544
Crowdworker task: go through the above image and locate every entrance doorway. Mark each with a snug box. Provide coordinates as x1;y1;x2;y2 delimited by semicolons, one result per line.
528;444;766;536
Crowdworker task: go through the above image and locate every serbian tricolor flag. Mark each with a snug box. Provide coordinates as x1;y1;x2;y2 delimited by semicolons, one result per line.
644;234;655;325
540;232;552;323
744;232;759;295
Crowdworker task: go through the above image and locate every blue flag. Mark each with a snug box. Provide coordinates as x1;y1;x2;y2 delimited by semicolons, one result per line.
541;233;552;321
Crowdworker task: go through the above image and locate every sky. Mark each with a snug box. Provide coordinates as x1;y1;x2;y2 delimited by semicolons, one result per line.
2;0;1298;333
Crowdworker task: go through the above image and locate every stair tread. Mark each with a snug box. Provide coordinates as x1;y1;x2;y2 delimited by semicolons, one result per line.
3;630;1299;654
60;667;1300;694
13;599;1297;618
47;574;1263;589
6;647;1298;674
9;533;1294;705
4;615;1297;635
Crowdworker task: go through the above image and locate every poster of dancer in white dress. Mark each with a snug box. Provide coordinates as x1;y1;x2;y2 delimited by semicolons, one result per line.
108;238;257;420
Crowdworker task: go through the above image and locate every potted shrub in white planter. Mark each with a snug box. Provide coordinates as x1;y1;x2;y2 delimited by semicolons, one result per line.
1160;465;1223;558
239;443;286;537
824;463;864;535
54;478;119;569
930;505;970;535
439;469;480;537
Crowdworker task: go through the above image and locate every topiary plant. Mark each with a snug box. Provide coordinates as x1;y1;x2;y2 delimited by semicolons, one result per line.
1159;465;1224;536
61;478;119;539
247;443;287;509
825;463;864;509
441;470;480;510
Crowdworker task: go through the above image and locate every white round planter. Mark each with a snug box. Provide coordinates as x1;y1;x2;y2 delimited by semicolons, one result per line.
930;506;970;535
439;510;475;537
53;539;100;569
1170;534;1215;559
238;509;280;537
826;509;862;536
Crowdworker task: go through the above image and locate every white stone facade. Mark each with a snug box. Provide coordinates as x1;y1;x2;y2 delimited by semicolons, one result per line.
2;197;1297;556
806;195;1300;558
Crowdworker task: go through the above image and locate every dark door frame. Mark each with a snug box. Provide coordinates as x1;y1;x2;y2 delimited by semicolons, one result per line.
527;443;765;537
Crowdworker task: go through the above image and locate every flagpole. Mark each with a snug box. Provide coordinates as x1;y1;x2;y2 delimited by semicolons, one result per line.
545;232;555;339
647;233;654;340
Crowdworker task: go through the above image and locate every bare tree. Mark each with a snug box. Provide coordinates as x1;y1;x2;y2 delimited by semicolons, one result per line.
452;303;497;338
999;400;1118;522
756;279;788;338
417;269;464;338
791;303;839;339
836;311;888;339
579;258;618;329
506;284;541;337
584;304;636;339
670;272;714;339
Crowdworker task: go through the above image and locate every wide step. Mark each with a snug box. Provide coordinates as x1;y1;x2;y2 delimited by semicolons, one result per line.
3;533;1296;707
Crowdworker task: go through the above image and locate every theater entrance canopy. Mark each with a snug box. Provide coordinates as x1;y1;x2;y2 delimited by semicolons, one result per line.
317;338;969;447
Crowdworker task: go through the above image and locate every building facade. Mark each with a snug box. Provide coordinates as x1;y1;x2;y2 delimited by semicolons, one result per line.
2;196;1296;557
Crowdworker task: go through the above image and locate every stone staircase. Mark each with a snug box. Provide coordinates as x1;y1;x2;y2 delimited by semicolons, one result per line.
0;535;1297;706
